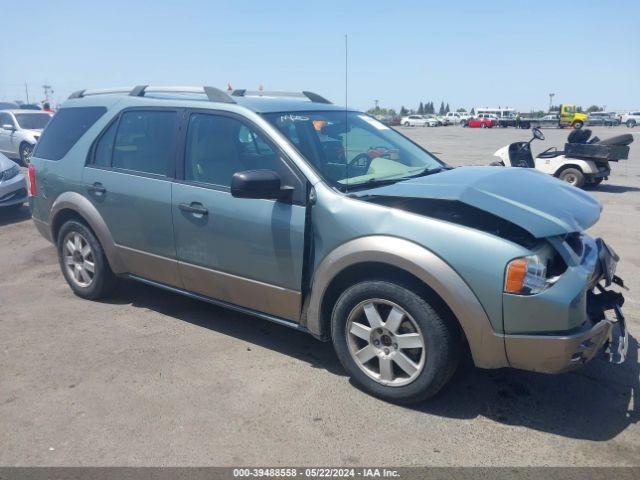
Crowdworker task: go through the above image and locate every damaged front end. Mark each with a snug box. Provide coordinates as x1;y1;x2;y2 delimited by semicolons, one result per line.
587;239;628;364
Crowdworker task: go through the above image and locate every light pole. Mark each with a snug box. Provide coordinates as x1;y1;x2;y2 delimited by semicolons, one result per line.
549;93;555;112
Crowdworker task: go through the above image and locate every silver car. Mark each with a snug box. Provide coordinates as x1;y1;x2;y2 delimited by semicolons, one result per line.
0;109;53;165
0;153;27;209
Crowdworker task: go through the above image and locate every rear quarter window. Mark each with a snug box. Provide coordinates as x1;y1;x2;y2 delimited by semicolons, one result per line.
34;107;107;160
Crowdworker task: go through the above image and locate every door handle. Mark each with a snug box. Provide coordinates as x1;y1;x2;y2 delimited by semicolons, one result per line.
179;202;208;216
87;182;106;194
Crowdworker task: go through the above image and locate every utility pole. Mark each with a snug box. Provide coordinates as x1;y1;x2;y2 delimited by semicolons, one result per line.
549;93;555;112
24;82;30;104
42;84;54;104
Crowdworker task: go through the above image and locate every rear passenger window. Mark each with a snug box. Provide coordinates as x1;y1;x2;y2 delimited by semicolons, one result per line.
34;107;106;160
112;111;177;176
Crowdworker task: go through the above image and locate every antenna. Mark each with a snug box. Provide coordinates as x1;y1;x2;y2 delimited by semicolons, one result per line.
344;33;349;193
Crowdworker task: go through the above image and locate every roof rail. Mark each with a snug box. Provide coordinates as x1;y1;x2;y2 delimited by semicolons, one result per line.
231;89;331;104
68;85;236;104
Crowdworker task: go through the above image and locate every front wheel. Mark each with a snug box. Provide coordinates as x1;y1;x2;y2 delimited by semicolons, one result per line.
404;122;410;127
627;120;637;128
572;121;583;129
331;280;460;404
19;143;34;166
558;167;585;188
57;220;117;300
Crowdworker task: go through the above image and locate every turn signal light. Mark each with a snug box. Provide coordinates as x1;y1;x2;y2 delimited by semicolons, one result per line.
505;258;527;293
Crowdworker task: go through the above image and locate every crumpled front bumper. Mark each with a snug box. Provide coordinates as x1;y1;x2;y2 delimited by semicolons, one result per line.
504;237;628;374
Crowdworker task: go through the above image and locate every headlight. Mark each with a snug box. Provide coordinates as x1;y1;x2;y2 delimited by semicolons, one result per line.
504;246;564;295
0;165;20;182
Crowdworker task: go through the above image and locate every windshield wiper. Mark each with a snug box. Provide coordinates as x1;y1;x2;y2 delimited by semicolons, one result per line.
406;166;451;179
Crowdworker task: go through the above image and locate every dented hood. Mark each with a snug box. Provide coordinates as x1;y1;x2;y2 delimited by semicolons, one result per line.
354;166;602;238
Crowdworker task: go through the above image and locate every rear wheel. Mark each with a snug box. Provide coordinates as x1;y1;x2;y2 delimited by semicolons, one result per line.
558;167;585;188
404;122;410;127
331;280;460;404
572;121;583;129
627;120;637;128
57;220;117;300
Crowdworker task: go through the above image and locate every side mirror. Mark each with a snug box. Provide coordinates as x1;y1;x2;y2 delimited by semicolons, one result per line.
231;170;292;200
2;124;15;131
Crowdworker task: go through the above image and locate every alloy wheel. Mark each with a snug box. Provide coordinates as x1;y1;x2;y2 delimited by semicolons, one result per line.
62;232;96;288
346;299;426;387
21;144;33;165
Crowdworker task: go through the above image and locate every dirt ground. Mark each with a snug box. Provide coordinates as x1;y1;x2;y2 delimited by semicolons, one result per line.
0;126;638;466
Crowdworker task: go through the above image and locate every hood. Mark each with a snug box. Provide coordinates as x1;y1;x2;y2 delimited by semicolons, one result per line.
23;129;42;135
354;166;602;238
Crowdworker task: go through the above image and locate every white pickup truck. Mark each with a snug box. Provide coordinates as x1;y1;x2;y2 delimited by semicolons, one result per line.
442;112;472;125
620;111;640;128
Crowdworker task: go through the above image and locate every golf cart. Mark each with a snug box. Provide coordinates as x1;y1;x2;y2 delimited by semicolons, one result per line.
491;127;633;188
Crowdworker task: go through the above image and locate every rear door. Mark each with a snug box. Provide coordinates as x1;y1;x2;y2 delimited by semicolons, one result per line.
171;109;307;321
83;107;182;287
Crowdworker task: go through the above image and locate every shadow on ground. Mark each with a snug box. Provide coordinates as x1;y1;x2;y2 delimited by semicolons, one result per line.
107;279;345;376
107;279;639;442
0;205;31;227
593;184;640;194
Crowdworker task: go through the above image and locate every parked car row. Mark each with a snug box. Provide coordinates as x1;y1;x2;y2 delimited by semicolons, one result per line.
0;109;53;165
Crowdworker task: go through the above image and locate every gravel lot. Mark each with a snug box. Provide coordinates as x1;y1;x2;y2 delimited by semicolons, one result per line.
0;126;638;466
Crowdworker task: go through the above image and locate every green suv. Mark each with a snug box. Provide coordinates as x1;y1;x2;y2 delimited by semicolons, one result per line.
29;86;628;403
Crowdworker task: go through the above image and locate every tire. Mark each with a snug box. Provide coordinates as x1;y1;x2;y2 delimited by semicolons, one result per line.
490;161;505;166
558;167;585;188
404;122;410;127
627;120;636;128
481;123;487;129
331;280;460;404
591;177;604;186
19;143;34;166
57;220;117;300
572;121;583;129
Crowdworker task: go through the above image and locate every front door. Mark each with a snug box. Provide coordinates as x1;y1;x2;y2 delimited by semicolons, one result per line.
0;112;16;157
82;108;182;287
171;110;307;321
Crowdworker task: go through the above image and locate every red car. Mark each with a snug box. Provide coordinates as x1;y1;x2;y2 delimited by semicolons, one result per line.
464;116;497;128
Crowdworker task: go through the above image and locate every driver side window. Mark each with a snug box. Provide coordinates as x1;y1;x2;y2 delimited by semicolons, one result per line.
184;113;286;188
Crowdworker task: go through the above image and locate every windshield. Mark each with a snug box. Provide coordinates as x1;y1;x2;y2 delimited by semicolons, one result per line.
14;113;51;130
263;111;443;190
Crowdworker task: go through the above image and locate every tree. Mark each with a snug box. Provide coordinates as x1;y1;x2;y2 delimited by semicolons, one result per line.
418;102;424;115
586;105;603;113
400;106;408;116
438;101;445;115
456;107;467;113
445;103;450;114
470;107;475;115
427;101;434;114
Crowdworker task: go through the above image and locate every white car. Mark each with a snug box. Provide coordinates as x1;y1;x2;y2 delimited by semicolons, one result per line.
620;111;640;128
443;112;472;125
0;110;53;165
400;115;430;127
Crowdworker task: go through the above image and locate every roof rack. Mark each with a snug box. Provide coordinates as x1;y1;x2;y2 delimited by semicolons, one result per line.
68;85;236;104
231;89;332;104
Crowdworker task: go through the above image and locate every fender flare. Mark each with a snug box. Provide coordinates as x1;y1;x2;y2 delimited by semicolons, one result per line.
49;191;125;273
303;236;508;369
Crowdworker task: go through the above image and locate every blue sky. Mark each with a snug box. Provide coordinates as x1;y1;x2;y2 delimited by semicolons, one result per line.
1;0;638;111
